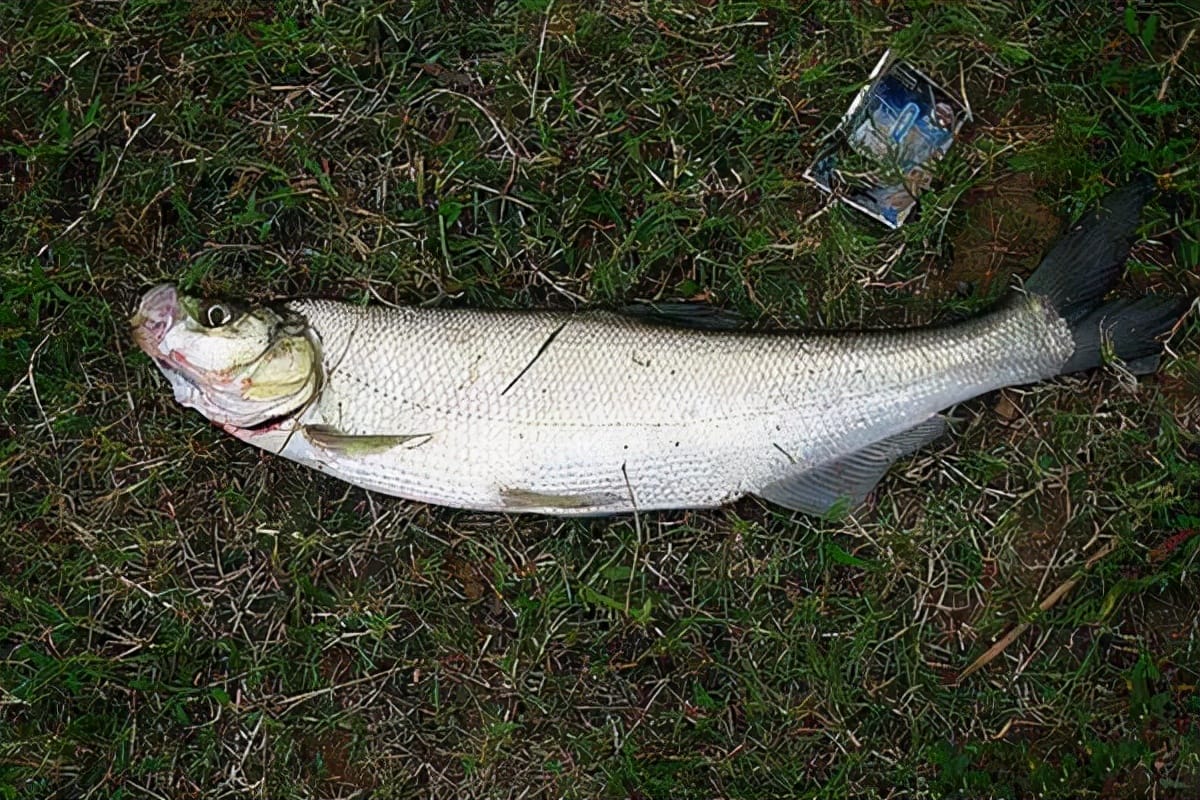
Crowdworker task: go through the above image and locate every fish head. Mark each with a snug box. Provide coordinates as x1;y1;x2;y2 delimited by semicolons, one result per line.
131;283;320;428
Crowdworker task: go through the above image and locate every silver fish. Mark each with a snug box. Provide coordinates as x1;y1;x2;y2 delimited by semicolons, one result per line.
132;182;1187;516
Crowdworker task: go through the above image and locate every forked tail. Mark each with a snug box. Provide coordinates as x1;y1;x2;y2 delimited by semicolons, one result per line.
1023;176;1189;374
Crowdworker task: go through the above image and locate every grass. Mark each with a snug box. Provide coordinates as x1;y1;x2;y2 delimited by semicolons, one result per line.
2;0;1199;797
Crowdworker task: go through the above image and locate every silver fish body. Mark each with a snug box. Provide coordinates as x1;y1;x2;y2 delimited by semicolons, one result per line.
245;298;1069;514
132;181;1187;516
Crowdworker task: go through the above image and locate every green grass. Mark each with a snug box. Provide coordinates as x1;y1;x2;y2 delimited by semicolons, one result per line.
2;1;1199;797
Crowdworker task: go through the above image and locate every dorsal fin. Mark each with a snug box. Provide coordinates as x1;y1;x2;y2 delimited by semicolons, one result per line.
620;301;747;331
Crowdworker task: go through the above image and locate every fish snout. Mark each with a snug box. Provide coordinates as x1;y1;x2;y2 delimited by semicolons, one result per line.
131;284;179;352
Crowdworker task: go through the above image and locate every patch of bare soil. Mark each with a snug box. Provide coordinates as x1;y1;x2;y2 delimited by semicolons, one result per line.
298;727;377;792
936;172;1063;299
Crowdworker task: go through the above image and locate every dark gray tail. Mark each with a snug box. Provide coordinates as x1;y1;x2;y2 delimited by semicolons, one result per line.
1023;177;1189;374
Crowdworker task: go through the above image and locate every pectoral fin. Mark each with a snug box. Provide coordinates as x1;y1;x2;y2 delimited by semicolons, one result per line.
758;416;947;517
303;424;431;456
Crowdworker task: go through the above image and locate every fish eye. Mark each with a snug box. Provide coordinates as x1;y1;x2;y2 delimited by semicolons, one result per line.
202;301;235;328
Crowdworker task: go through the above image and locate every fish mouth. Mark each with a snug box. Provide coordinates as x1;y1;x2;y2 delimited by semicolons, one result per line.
131;283;180;357
132;284;214;413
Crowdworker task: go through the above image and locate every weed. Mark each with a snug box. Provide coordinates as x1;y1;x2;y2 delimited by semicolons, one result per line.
2;1;1198;798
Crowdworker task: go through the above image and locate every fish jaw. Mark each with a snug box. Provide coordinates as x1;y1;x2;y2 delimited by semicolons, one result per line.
130;284;211;383
130;283;181;359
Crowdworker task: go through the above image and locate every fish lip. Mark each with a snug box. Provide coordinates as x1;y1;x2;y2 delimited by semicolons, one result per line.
154;355;200;389
131;284;179;356
133;285;216;409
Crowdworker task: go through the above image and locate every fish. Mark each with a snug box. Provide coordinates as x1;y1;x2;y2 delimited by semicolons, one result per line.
131;180;1189;516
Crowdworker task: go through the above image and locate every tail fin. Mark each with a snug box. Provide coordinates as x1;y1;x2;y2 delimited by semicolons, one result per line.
1061;295;1190;374
1023;177;1188;374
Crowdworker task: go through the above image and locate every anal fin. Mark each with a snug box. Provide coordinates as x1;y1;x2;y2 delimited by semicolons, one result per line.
758;416;947;517
303;424;431;456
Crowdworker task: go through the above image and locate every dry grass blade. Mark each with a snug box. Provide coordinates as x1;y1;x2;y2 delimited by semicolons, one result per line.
957;539;1121;683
